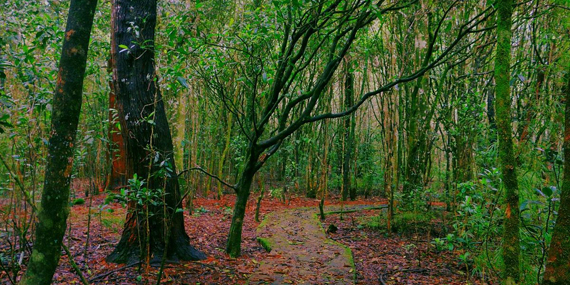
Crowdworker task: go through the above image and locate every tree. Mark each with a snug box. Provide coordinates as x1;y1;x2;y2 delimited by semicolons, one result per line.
19;0;98;283
208;0;495;257
106;0;205;264
494;0;521;283
342;62;356;201
542;62;570;285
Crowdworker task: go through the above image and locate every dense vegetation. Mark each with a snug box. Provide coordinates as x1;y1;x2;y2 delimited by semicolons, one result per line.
1;0;569;284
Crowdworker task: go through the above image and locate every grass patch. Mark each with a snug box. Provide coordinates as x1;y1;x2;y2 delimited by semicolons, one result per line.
357;211;440;235
100;212;124;233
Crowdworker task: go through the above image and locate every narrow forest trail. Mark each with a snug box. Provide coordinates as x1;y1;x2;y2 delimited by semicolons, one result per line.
249;204;386;285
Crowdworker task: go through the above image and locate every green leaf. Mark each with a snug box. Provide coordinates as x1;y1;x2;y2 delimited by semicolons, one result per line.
177;76;189;88
542;186;554;197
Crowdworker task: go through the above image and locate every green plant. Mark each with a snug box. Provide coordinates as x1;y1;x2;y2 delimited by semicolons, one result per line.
432;234;456;252
269;188;286;202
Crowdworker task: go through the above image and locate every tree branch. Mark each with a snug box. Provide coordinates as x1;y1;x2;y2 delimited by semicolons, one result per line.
178;167;236;191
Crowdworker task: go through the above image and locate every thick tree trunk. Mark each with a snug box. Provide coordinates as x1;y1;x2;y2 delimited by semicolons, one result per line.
542;63;570;285
20;0;98;283
106;0;205;264
495;0;520;283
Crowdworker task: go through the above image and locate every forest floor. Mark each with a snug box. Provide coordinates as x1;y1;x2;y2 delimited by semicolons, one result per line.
0;186;495;284
248;204;384;284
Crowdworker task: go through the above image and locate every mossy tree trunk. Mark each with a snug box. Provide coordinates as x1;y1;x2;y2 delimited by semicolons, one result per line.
226;143;260;257
106;0;205;264
19;0;98;283
342;65;356;201
494;0;521;283
542;63;570;285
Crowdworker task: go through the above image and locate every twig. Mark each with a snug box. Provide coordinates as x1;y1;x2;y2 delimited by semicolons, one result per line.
88;262;141;282
379;273;387;285
324;205;387;215
177;167;236;190
0;155;38;212
62;243;89;285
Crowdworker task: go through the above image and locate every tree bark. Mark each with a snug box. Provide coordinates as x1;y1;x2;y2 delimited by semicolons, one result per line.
542;63;570;285
106;57;127;191
403;83;428;205
495;0;520;283
343;67;356;201
20;0;98;283
106;0;205;264
226;144;259;257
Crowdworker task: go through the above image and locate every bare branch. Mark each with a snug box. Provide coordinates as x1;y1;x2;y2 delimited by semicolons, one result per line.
178;167;236;191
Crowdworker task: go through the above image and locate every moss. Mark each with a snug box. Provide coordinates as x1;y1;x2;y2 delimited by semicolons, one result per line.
257;213;271;229
343;245;354;267
323;239;356;281
257;237;272;252
43;218;53;229
72;198;85;205
313;213;328;235
30;251;44;263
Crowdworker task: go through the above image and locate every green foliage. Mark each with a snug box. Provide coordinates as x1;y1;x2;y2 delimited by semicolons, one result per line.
108;174;165;215
269;187;287;202
193;206;209;217
357;214;385;230
432;234;456;252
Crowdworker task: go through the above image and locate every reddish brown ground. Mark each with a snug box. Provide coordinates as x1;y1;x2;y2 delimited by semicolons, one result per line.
0;189;494;284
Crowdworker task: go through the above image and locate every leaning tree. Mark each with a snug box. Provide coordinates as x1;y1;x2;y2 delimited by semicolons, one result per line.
20;0;98;284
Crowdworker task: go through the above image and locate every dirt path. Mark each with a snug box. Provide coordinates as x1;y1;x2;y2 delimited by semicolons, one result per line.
249;204;385;285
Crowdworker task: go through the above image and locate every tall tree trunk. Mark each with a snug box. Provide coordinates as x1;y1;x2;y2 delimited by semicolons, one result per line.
403;83;428;205
542;63;570;285
217;89;237;199
487;87;497;139
495;0;520;283
20;0;98;283
106;0;205;264
106;56;127;190
343;67;356;201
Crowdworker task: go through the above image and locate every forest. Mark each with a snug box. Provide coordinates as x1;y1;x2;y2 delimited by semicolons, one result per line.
1;0;569;284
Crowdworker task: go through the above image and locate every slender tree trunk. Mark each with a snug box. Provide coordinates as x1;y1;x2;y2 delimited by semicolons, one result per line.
106;0;205;264
403;83;427;205
542;63;570;285
20;1;98;283
175;89;188;179
217;92;236;199
226;144;260;257
495;0;520;283
343;68;356;201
